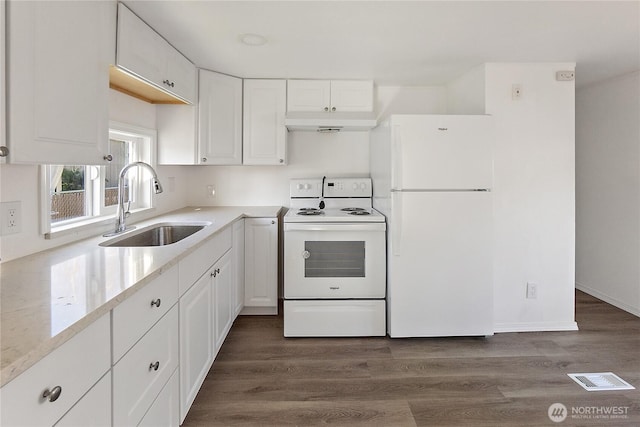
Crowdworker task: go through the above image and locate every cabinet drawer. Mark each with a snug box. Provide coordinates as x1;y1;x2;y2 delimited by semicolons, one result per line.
0;314;110;427
113;264;178;363
179;226;232;295
138;369;179;427
54;373;111;427
113;306;179;427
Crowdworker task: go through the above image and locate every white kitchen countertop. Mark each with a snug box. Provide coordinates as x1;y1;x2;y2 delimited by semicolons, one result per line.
0;206;282;387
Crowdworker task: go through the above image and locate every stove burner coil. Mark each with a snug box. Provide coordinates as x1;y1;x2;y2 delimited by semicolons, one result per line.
349;211;371;216
341;207;366;212
297;210;325;216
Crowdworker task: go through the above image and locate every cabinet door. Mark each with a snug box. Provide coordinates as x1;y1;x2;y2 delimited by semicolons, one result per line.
198;70;242;165
116;3;164;89
232;219;245;318
213;250;233;355
7;0;115;164
165;45;197;104
1;0;6;164
179;270;214;423
242;79;287;165
330;80;374;112
244;218;278;313
286;80;331;112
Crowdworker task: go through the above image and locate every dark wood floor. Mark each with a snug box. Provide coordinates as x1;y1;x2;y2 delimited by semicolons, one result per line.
183;291;640;426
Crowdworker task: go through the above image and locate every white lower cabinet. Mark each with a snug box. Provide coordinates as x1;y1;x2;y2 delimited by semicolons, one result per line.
113;306;179;426
54;373;111;427
0;314;110;427
243;217;279;314
139;370;179;427
232;219;245;317
179;268;214;423
213;251;233;355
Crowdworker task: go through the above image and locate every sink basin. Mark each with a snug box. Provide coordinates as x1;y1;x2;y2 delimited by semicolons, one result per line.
100;222;211;247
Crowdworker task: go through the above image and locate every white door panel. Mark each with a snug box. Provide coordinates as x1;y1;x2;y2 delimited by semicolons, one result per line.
388;191;493;337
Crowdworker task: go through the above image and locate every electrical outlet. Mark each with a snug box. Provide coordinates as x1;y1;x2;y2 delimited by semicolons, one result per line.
206;185;216;199
512;84;523;100
526;282;537;299
1;201;22;235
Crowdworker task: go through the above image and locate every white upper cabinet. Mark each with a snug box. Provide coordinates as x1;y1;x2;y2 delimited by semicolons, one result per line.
198;70;243;165
287;80;374;113
116;3;196;104
6;0;115;165
243;79;287;165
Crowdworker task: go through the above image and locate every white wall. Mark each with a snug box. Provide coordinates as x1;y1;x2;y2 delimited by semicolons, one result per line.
481;63;577;331
446;64;486;114
575;71;640;316
0;90;188;262
186;85;446;207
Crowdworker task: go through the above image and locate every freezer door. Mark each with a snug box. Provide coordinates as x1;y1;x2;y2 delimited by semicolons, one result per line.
387;191;493;337
391;115;493;190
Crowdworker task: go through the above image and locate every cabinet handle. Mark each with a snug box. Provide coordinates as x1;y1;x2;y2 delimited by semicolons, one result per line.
0;146;9;157
103;154;113;162
162;79;175;88
324;107;329;112
279;159;284;164
201;157;207;163
271;220;275;225
211;268;221;278
331;106;336;112
150;298;161;308
149;361;160;371
42;386;62;402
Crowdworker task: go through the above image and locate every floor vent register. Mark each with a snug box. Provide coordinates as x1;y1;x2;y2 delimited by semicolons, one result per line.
568;372;635;391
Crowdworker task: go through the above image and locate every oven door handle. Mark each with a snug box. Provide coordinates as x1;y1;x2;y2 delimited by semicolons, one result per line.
284;223;386;232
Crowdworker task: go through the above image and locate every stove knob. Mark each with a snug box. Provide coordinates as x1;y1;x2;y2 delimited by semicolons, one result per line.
360;183;367;190
302;250;311;259
297;184;303;190
304;184;311;190
352;183;358;190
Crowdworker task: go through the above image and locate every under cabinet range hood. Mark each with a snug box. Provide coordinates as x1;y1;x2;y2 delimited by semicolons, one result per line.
284;112;377;132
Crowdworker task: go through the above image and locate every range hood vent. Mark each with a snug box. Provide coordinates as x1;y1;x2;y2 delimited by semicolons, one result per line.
285;112;377;132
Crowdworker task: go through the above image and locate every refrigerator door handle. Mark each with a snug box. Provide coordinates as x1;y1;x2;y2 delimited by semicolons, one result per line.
391;191;403;256
392;124;403;190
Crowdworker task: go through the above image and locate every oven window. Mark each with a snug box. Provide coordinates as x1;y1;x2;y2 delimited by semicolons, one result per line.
304;241;365;277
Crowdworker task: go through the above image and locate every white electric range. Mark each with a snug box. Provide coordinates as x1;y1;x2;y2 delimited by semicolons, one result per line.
283;177;387;337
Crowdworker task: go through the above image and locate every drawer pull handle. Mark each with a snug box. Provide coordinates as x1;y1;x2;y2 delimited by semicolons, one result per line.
149;361;160;371
150;298;161;308
42;386;62;402
211;268;220;278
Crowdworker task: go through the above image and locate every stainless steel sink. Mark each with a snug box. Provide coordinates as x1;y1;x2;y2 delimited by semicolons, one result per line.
100;222;211;247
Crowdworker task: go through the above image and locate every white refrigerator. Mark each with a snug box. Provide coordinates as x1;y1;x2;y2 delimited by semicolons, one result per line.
370;115;494;337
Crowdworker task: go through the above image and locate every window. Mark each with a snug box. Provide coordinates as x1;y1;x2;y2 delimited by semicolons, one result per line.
42;123;157;236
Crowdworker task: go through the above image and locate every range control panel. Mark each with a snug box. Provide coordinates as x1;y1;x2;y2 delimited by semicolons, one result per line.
290;178;372;198
324;178;372;198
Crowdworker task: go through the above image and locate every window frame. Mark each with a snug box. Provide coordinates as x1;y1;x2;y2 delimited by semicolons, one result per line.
40;122;158;238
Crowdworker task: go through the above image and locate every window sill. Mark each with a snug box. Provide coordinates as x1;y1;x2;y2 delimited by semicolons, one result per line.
45;208;157;240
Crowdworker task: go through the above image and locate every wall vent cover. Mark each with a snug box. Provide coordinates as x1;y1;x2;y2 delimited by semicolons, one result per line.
568;372;635;391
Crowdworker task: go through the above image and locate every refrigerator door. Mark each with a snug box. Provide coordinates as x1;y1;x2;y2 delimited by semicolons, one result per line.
387;191;493;337
390;115;493;190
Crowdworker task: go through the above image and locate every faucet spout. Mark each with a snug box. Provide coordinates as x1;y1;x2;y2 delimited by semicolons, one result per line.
103;162;163;237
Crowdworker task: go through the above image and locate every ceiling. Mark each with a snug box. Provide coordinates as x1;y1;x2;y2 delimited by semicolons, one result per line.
123;1;640;88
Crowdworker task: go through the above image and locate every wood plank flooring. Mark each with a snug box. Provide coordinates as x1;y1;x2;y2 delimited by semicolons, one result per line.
182;291;640;426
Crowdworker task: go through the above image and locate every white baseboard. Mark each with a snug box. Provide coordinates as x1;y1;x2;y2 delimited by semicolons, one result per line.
575;282;640;318
494;321;579;333
240;306;278;315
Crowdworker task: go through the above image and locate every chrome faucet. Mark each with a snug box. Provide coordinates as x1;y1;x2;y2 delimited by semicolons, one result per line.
104;162;163;237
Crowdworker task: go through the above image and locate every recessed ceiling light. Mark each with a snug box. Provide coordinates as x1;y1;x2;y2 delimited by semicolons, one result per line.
239;33;268;46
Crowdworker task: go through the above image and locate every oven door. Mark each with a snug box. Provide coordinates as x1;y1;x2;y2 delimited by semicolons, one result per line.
284;223;386;299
